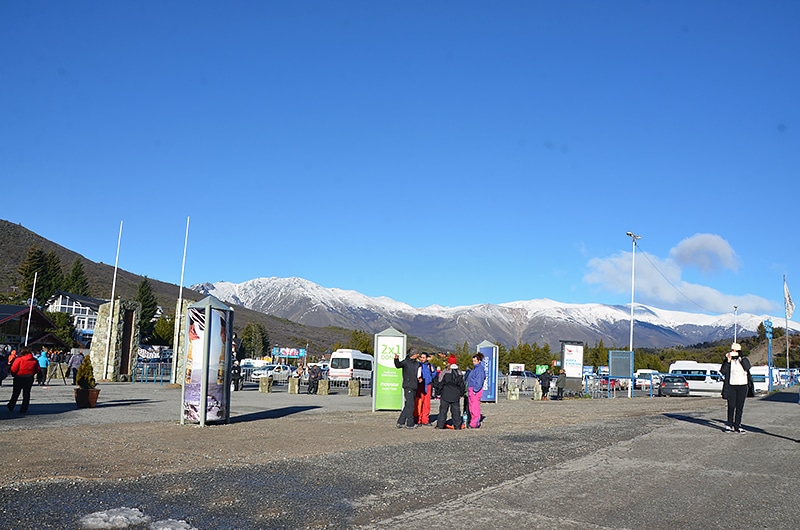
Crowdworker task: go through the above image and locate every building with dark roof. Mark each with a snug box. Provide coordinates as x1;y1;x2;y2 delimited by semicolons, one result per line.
0;304;70;352
45;291;108;347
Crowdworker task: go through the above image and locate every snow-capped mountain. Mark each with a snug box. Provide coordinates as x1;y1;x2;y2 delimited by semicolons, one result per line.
191;277;797;349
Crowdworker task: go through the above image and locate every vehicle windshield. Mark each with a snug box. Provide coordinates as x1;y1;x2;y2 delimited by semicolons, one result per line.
330;358;350;369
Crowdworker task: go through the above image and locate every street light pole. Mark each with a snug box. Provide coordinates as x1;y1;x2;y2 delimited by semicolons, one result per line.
626;232;641;353
733;306;738;343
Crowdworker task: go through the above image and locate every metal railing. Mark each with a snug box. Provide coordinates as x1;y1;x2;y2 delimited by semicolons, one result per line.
133;362;173;384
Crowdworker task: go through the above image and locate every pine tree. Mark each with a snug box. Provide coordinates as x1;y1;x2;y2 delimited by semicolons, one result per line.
240;322;270;359
135;277;159;342
17;245;47;301
63;258;90;296
41;251;64;301
151;313;174;346
45;311;75;349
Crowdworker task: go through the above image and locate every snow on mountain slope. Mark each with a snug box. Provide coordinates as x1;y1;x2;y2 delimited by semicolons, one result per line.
192;277;797;349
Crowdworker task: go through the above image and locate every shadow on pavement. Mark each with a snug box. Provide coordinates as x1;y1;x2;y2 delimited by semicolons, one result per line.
230;406;321;423
1;398;156;420
758;391;800;404
664;413;800;443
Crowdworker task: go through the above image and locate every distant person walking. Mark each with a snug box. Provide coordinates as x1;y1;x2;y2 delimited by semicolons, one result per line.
556;369;566;400
0;348;9;387
466;353;486;428
307;364;323;395
394;349;420;428
7;349;40;414
539;370;552;400
36;349;50;386
67;352;84;385
720;342;752;433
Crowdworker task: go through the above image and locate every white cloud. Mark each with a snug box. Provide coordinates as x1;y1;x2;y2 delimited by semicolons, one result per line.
669;233;740;273
584;234;773;314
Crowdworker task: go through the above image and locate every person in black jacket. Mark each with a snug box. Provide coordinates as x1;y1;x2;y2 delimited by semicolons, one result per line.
720;342;752;434
434;362;465;430
394;349;420;428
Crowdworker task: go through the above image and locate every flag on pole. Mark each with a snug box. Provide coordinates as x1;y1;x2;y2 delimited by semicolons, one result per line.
784;277;795;319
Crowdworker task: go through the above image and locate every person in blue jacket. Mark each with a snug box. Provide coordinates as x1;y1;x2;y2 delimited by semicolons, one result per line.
36;348;50;386
466;353;486;428
414;352;437;426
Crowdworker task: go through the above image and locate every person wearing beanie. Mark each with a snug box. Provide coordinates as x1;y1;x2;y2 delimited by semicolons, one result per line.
434;361;466;429
720;342;752;433
394;348;420;429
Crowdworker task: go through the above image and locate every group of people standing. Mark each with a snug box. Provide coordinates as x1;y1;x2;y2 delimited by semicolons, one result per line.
394;349;487;430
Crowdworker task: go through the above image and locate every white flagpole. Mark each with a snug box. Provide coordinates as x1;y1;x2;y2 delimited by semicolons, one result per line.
103;221;123;379
24;271;38;347
171;216;190;383
785;275;792;370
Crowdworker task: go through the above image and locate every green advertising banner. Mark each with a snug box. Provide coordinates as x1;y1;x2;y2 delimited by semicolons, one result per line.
373;328;406;411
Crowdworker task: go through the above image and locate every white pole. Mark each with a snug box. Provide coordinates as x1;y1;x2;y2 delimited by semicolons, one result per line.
171;216;190;383
626;232;640;399
733;306;738;343
24;271;38;347
103;221;123;379
626;232;641;352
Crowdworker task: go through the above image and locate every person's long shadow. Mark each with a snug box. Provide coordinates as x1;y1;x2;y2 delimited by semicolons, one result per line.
230;406;321;423
664;413;800;443
1;399;154;420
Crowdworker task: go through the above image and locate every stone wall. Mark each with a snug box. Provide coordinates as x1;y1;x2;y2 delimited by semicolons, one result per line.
89;299;141;382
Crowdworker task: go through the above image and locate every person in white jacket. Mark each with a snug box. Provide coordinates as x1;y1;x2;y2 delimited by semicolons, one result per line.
720;343;752;434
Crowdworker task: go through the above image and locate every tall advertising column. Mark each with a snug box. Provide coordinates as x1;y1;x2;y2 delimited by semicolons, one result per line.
180;296;234;426
477;340;499;403
373;327;406;412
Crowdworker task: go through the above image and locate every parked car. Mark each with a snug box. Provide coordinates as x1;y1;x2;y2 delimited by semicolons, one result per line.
658;375;690;397
502;370;538;392
598;376;622;391
252;364;292;382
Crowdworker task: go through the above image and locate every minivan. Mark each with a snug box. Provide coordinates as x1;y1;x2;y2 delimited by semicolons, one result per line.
328;349;374;382
668;361;723;396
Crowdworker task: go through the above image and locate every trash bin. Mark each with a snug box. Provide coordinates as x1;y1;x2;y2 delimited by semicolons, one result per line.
288;377;299;394
259;375;273;393
348;379;361;397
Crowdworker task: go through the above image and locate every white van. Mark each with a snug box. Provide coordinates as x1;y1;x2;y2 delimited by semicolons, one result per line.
668;361;723;396
328;349;374;382
634;369;661;389
749;365;780;393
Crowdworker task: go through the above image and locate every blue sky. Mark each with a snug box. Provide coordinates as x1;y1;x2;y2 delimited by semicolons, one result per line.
2;1;798;317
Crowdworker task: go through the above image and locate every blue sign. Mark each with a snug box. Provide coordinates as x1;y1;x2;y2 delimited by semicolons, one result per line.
478;342;498;403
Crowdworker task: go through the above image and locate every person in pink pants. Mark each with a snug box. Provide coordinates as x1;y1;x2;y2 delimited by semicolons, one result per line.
466;353;486;428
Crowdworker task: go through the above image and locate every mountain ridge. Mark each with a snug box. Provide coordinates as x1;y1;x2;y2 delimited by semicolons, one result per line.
192;276;799;350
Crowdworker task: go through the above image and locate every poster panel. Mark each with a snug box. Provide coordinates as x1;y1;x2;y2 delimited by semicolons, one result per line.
478;343;498;403
183;307;228;422
562;343;584;379
374;334;404;410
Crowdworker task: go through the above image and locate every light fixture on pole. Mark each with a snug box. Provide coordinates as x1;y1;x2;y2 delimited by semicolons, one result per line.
626;232;641;352
733;306;738;343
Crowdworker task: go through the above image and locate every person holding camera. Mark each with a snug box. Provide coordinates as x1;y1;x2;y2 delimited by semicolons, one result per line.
720;342;752;434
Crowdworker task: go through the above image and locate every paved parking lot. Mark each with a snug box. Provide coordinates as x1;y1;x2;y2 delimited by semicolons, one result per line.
1;379;798;529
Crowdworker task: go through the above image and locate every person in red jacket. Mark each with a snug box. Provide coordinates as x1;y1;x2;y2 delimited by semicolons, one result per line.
7;348;40;414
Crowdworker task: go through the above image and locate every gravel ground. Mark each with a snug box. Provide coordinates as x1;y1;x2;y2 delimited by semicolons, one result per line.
0;382;731;529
